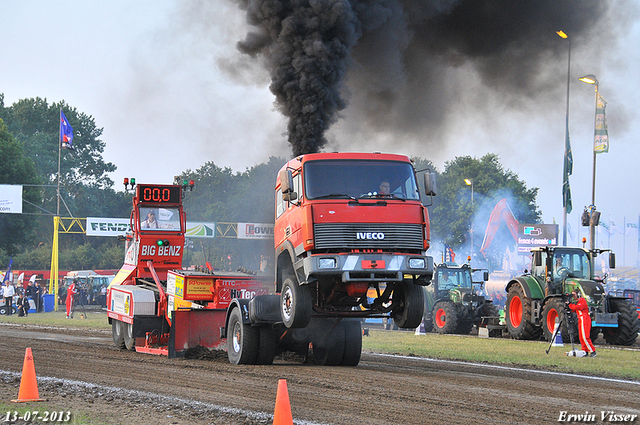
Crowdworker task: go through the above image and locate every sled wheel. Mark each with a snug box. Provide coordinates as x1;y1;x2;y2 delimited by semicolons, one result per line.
124;322;136;351
112;320;126;349
227;307;259;365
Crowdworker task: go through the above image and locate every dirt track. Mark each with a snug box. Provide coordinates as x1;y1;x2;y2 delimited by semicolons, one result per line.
1;321;639;425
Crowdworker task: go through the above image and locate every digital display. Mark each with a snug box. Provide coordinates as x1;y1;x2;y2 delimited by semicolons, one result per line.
137;185;181;205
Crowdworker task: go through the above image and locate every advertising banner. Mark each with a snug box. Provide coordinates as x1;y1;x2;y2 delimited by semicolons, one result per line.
238;222;274;239
86;218;131;236
517;224;558;253
0;184;22;214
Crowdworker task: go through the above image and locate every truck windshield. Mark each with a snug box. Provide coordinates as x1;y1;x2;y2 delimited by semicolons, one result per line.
304;159;420;201
139;207;181;231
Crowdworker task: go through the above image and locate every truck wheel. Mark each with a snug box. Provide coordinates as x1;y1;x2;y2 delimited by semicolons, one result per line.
227;308;259;365
313;320;345;366
256;327;277;365
112;320;126;349
341;320;362;366
604;298;639;346
123;322;136;351
392;280;425;329
505;284;541;340
281;278;312;329
541;298;575;343
432;301;458;334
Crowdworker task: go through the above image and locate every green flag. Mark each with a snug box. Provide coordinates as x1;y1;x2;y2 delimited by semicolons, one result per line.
594;92;609;153
562;117;573;213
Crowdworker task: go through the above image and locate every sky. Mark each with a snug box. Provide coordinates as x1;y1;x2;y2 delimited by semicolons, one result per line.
1;1;640;266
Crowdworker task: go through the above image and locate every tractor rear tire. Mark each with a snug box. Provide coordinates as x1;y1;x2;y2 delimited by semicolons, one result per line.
392;280;425;329
227;307;259;365
112;320;126;349
604;298;639;346
505;284;541;340
281;278;312;329
432;301;458;334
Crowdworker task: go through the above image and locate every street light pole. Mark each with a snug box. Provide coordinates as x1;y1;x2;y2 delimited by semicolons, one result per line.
464;178;474;261
558;30;571;246
579;74;599;251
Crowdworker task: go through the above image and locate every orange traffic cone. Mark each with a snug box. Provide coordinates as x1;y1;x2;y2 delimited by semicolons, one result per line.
273;379;293;425
12;347;44;403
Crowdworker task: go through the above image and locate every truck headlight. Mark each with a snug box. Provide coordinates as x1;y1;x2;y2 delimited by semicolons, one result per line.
409;258;425;269
318;258;337;269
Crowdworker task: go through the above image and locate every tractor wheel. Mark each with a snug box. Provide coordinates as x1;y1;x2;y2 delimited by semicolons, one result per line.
432;301;458;334
541;298;576;343
590;327;601;343
313;320;345;366
256;326;277;365
123;322;136;351
505;284;541;340
604;298;639;346
478;302;501;326
455;318;474;335
392;279;425;329
280;277;312;329
341;320;362;366
227;307;259;365
112;320;126;349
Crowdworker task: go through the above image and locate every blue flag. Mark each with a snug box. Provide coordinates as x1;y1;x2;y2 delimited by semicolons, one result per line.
2;257;13;283
60;110;74;149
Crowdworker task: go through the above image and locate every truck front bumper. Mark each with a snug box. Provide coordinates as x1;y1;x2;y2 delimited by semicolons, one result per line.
300;253;434;285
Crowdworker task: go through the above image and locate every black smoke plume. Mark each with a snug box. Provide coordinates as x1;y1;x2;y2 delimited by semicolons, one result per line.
234;0;612;157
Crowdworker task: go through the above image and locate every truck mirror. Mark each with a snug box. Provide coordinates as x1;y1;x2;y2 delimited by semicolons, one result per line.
609;252;616;269
483;271;489;281
423;173;437;197
533;251;542;267
279;169;297;202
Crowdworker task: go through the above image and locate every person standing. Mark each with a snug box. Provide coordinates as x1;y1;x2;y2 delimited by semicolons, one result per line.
66;280;78;319
566;288;596;357
3;281;15;315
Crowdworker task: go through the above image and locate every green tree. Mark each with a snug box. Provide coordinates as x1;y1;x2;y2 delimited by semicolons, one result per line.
428;154;540;267
0;117;42;254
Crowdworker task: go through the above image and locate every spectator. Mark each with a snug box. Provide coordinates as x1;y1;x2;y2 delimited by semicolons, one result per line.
66;279;78;319
3;281;15;315
16;292;30;317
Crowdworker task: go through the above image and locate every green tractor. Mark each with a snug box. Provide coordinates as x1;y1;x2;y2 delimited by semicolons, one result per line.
505;246;639;345
423;263;500;334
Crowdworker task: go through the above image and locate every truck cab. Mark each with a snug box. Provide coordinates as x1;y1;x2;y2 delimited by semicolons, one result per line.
273;152;436;329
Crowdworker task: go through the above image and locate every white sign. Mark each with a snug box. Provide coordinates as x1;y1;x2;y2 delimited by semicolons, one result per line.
86;217;131;236
185;222;216;238
0;184;22;214
238;222;274;239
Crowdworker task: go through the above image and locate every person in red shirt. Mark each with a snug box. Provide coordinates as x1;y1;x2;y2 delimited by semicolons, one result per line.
567;288;596;357
66;280;78;319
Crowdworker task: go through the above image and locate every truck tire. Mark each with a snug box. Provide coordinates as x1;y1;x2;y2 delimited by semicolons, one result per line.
112;320;126;349
313;320;345;366
227;308;259;365
505;285;541;340
604;298;639;346
256;327;277;365
342;320;362;366
392;280;425;329
123;322;136;351
281;278;312;329
433;301;458;334
541;298;575;343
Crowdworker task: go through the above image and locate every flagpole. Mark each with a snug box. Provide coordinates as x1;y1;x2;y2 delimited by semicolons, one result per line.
50;108;63;311
562;35;571;246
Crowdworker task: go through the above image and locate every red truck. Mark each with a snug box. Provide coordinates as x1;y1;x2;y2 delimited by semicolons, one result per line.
109;152;436;367
224;152;436;366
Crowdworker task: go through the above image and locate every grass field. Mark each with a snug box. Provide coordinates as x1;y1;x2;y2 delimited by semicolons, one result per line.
2;310;639;381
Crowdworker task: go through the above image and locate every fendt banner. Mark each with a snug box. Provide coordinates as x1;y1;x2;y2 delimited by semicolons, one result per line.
0;184;22;214
517;223;558;253
86;217;217;239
